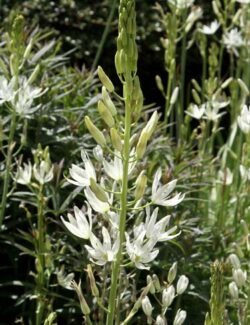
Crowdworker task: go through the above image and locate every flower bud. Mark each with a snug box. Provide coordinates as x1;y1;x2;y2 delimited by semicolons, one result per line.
156;315;166;325
27;64;40;85
23;38;33;61
240;219;249;236
152;274;161;292
233;268;247;287
168;262;178;284
110;128;123;152
93;145;103;162
85;116;106;147
102;87;117;116
97;66;114;93
170;87;179;105
237;78;249;95
173;309;187;325
10;53;18;76
229;281;238;300
177;275;189;295
221;77;233;89
191;79;201;92
142;296;153;317
147;275;155;294
71;280;90;315
192;89;201;105
155;75;164;93
98;100;115;127
144;111;159;139
162;285;175;309
90;178;108;202
136;130;148;159
228;254;240;269
115;50;123;74
86;264;99;297
134;171;147;201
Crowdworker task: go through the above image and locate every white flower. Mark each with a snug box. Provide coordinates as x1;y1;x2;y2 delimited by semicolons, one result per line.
0;76;16;104
218;167;233;185
151;168;184;207
67;150;96;187
61;205;92;239
15;162;32;185
203;100;229;121
229;281;239;299
125;231;159;269
156;315;167;325
176;275;189;295
141;207;180;242
233;268;247;287
173;309;187;325
168;0;194;9
57;267;75;290
103;151;123;181
85;227;119;265
162;285;175;308
186;104;205;119
239;165;250;181
84;187;110;213
238;105;250;134
33;161;54;184
199;20;220;35
223;29;244;55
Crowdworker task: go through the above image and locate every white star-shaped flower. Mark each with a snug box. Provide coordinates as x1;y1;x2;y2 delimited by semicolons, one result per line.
151;168;184;207
199;20;220;35
238;105;250;134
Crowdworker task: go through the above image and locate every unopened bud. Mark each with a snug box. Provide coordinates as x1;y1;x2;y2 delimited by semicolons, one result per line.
152;274;161;292
23;38;33;61
173;309;187;325
170;87;179;105
156;75;164;93
136;130;148;160
85;116;106;147
162;285;175;309
97;66;114;92
93;145;103;162
238;78;249;96
142;296;153;317
98;100;115;127
102;87;117;116
176;275;189;295
228;254;241;269
10;54;18;76
134;171;147;201
233;268;247;287
27;64;40;85
191;79;201;92
221;77;233;89
168;262;178;283
147;275;155;294
192;89;201;105
156;315;166;325
144;111;159;139
71;280;90;315
90;178;108;202
229;281;238;299
110;128;123;152
115;50;123;74
86;264;99;297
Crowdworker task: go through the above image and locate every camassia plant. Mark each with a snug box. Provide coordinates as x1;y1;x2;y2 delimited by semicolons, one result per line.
61;0;187;324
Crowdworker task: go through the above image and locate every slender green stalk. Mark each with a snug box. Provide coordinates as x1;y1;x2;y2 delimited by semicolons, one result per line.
106;85;132;325
91;0;117;71
0;111;17;228
36;184;46;325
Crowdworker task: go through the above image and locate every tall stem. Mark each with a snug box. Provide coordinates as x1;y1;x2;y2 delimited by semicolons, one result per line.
106;82;132;325
36;185;46;325
0;111;17;228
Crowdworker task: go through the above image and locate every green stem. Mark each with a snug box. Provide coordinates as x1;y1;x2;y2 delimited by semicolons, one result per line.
106;82;132;325
36;185;46;325
0;111;17;229
91;0;117;71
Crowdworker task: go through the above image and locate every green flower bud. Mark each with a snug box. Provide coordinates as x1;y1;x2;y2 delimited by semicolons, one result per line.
192;89;201;105
115;50;123;74
110;128;123;152
10;53;18;76
71;280;90;315
90;178;108;202
87;264;100;297
85;116;106;147
134;171;147;201
238;78;249;96
27;64;40;85
155;75;164;93
147;275;155;294
152;274;161;292
168;262;178;283
23;38;33;61
97;66;114;93
170;87;179;105
191;79;201;92
98;100;115;127
102;87;117;116
136;130;148;160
